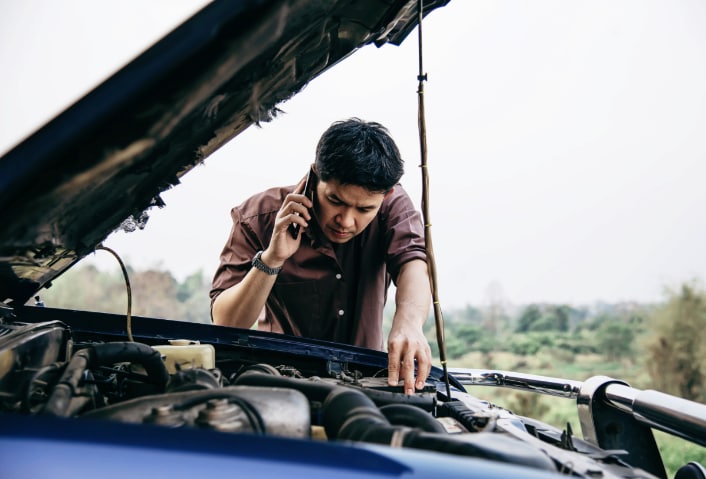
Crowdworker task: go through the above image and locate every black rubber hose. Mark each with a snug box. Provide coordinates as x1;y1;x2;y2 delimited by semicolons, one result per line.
233;370;392;441
42;348;93;416
235;368;435;411
42;342;169;417
233;370;556;472
90;342;169;390
321;387;392;441
357;387;436;412
380;403;446;433
234;369;336;402
403;431;557;471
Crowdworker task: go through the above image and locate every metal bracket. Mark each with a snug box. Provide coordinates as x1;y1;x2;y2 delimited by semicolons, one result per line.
577;376;666;478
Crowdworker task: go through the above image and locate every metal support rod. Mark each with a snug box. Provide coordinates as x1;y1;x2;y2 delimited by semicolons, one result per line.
603;383;706;447
448;368;582;399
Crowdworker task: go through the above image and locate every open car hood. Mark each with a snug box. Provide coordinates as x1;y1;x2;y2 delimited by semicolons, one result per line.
0;0;448;306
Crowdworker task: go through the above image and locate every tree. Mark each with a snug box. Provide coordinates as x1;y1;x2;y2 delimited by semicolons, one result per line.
595;321;635;361
515;304;570;333
516;305;542;333
644;282;706;402
35;264;213;324
553;305;571;332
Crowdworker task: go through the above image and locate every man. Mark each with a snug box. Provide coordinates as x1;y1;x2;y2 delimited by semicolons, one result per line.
210;118;431;394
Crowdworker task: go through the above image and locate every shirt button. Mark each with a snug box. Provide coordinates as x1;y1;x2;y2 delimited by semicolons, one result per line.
336;274;342;280
338;309;345;317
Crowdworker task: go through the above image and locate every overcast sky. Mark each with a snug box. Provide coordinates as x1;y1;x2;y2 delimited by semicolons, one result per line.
2;1;706;308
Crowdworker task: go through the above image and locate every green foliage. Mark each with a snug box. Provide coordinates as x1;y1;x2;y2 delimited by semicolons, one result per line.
654;430;706;479
442;324;484;359
36;264;212;323
509;334;543;356
644;282;706;402
594;320;635;360
508;332;563;356
516;304;572;333
516;305;542;333
554;331;598;355
504;391;550;419
553;305;571;332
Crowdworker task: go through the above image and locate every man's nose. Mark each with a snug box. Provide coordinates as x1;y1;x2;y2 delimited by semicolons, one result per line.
336;209;355;228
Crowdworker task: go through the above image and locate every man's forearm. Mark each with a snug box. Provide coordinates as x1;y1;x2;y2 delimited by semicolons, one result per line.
393;259;431;328
212;261;279;328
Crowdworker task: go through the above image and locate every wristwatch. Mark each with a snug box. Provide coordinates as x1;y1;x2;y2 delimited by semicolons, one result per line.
251;250;282;275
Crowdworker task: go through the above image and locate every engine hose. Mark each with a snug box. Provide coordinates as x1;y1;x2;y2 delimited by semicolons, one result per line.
380;404;446;433
234;369;336;402
233;370;387;439
234;370;556;471
357;386;435;412
326;386;555;471
235;366;435;411
90;342;169;389
42;348;92;417
403;431;557;471
321;387;392;441
42;342;169;417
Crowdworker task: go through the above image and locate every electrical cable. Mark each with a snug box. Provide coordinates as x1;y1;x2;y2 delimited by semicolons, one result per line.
96;245;134;342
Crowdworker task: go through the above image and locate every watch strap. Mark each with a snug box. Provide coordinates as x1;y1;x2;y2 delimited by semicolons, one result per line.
252;250;282;275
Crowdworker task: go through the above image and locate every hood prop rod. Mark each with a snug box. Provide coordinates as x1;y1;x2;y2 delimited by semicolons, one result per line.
416;0;451;398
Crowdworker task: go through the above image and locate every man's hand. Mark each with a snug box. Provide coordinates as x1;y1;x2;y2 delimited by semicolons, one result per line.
387;322;432;395
212;174;313;329
265;175;313;266
386;259;432;394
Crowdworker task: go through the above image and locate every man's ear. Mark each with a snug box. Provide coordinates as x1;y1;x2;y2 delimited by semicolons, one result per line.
383;187;395;199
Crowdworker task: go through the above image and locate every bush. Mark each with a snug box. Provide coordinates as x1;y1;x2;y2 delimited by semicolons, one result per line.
643;282;706;402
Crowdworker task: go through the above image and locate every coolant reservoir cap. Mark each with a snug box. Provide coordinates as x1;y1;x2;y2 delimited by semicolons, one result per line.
168;339;199;346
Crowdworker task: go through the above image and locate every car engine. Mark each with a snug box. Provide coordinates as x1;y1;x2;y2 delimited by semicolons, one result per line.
1;311;703;479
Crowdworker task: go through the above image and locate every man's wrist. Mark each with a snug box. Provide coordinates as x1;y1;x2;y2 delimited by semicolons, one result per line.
261;249;286;269
252;250;282;275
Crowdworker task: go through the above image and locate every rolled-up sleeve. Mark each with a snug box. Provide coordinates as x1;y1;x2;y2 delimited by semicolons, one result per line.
380;185;427;282
210;188;283;305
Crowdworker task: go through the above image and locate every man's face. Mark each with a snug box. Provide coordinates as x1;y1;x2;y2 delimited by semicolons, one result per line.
313;178;390;244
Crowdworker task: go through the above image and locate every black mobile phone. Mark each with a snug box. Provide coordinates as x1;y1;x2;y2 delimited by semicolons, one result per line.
288;168;313;239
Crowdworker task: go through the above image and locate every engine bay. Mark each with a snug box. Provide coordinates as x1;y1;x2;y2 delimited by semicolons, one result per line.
2;306;685;479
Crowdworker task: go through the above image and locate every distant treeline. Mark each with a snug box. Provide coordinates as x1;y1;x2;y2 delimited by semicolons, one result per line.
36;264;706;403
36;264;212;324
407;281;706;403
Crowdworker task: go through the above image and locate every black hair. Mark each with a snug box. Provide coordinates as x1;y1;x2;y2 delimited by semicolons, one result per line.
314;118;404;193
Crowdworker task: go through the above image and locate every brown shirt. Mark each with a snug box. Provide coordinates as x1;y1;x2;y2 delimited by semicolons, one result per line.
210;183;426;350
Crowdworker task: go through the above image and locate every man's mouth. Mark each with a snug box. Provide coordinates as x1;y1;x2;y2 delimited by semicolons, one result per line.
329;227;351;238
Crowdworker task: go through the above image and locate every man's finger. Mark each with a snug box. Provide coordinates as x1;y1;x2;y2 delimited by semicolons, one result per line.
387;348;401;387
294;176;307;194
402;354;416;395
415;347;432;389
